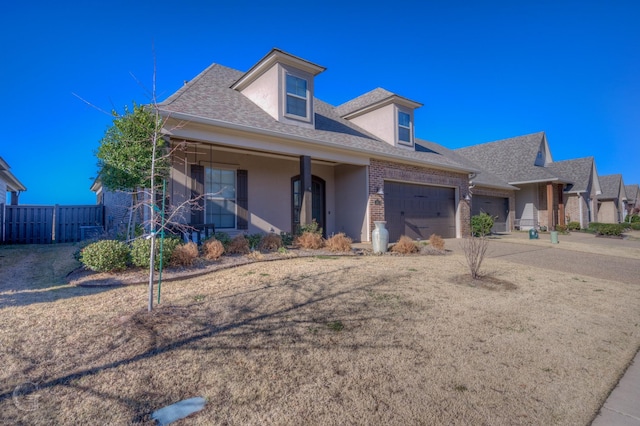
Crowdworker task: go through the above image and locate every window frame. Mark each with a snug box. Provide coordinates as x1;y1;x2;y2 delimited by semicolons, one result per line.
284;72;310;121
397;109;413;146
204;166;237;230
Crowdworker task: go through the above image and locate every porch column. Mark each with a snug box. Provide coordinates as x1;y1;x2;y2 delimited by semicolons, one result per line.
299;155;312;226
10;191;18;205
557;184;565;226
546;182;554;229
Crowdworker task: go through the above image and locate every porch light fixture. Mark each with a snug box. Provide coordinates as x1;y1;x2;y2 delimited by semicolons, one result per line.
376;187;384;196
464;193;471;201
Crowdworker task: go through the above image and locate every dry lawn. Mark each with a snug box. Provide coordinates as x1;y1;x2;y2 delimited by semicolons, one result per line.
1;245;639;425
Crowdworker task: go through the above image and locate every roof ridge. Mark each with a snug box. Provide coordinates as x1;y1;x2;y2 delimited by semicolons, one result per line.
456;131;546;151
159;63;228;106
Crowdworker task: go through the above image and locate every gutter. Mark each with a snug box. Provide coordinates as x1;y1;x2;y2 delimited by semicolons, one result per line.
159;109;476;175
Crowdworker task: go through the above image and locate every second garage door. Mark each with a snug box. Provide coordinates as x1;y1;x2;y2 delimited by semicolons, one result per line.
384;181;456;241
471;195;509;233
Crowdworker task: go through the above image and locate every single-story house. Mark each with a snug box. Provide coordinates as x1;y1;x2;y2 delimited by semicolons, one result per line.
1;156;27;242
597;174;627;224
455;132;573;231
154;48;476;242
547;157;601;228
623;184;639;220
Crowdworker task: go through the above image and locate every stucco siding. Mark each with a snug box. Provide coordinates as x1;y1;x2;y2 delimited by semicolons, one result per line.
515;184;537;229
334;164;368;242
349;104;395;147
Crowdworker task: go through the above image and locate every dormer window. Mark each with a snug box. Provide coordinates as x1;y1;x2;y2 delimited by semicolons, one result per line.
285;74;308;118
398;110;412;144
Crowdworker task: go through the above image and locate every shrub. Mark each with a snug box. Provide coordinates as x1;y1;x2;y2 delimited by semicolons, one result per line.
296;231;324;249
298;219;322;236
471;212;494;237
259;233;282;252
227;235;250;254
628;214;640;223
390;236;418;254
130;237;181;270
595;223;625;237
211;232;231;249
325;233;352;252
631;222;640;230
555;224;568;234
245;233;263;250
170;242;199;267
280;231;294;247
80;240;130;272
461;236;489;279
203;239;225;260
428;234;445;251
567;221;581;231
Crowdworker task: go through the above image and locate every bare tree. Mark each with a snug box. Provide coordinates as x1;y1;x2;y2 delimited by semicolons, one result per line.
461;235;489;280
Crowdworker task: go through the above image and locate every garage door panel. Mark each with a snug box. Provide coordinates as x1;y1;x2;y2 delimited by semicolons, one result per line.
384;182;456;241
472;196;509;233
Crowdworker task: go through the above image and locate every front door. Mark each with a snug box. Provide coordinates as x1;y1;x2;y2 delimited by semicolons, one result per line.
292;175;325;236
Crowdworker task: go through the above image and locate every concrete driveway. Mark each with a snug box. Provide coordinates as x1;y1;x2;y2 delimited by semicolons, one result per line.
447;231;640;285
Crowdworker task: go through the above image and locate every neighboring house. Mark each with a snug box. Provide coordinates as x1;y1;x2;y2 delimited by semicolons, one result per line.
415;140;519;233
0;156;27;242
455;132;572;230
91;178;144;237
547;157;601;228
597;174;627;223
623;184;639;220
155;48;475;242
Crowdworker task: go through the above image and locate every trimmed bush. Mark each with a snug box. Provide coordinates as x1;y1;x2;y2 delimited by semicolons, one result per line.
170;242;199;267
567;221;581;231
245;233;263;250
296;231;324;249
555;224;568;234
390;236;418;254
80;240;130;272
130;237;181;270
227;235;250;254
212;232;232;249
325;233;352;252
629;214;640;223
280;231;294;247
595;223;625;237
471;212;494;237
297;219;322;236
428;234;445;251
631;222;640;231
203;239;225;260
259;233;282;252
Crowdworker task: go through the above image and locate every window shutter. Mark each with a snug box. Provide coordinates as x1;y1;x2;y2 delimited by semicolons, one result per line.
190;164;204;225
237;169;248;230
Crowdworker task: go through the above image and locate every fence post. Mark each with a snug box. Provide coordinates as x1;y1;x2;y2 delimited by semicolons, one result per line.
52;204;58;243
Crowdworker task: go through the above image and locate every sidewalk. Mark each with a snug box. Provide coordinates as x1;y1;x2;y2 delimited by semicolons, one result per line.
591;349;640;425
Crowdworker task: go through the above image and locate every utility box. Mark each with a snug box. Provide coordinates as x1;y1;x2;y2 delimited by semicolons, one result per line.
529;228;539;239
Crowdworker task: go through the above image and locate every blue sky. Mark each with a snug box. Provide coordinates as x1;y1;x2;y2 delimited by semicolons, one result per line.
2;1;639;205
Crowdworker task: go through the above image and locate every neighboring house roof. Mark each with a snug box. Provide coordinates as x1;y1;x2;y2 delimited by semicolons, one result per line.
454;132;566;184
546;157;599;194
415;139;517;191
598;174;626;201
625;184;639;203
0;156;27;192
157;62;472;173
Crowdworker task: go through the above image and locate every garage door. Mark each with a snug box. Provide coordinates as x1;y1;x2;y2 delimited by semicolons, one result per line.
471;196;509;233
384;182;456;241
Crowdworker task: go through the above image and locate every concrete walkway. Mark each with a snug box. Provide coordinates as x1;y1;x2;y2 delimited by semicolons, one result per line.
592;350;640;425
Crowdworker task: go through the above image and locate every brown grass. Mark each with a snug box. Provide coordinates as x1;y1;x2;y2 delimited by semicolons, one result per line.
296;231;324;249
227;235;250;255
428;234;446;251
390;235;418;254
258;233;282;252
1;245;639;425
325;233;352;252
169;242;199;267
202;239;224;260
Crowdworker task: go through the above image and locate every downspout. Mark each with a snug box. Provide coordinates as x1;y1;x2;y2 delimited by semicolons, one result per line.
577;191;584;229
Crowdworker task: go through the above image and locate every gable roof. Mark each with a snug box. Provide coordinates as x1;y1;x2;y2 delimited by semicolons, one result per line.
624;184;639;202
598;174;625;200
546;157;598;194
158;61;472;173
415;140;517;191
334;88;422;118
455;132;565;184
0;156;26;192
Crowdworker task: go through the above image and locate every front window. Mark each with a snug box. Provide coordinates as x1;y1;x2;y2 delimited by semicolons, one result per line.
205;167;236;229
286;74;308;118
398;111;412;143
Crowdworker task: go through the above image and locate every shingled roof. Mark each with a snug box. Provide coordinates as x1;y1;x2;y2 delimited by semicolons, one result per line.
547;157;597;194
625;184;639;202
598;174;625;200
415;140;517;191
454;132;565;184
158;62;471;173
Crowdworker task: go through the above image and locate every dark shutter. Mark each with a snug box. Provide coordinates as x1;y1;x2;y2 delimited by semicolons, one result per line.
190;164;204;225
237;169;248;230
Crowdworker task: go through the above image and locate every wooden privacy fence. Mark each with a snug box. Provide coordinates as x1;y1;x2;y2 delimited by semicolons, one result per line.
3;205;104;244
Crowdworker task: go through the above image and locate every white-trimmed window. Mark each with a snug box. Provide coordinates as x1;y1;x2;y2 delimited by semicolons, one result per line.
285;74;308;118
205;167;236;229
398;111;412;144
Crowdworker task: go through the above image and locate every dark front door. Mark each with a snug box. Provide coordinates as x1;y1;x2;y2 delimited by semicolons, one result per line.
292;175;326;236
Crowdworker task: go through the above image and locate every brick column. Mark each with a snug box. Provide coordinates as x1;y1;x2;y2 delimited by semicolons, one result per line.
546;182;554;230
